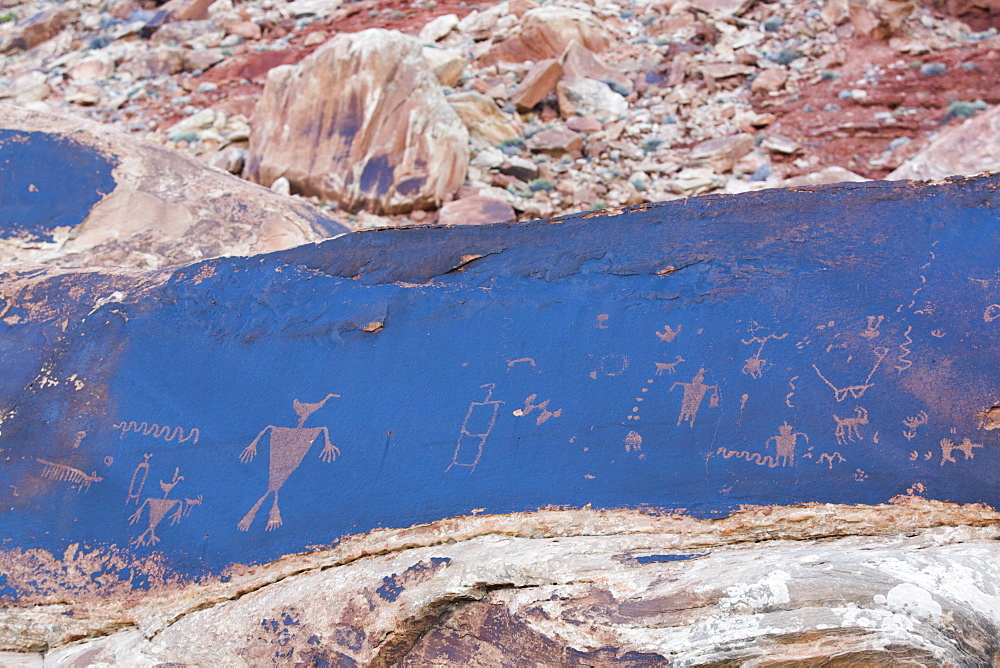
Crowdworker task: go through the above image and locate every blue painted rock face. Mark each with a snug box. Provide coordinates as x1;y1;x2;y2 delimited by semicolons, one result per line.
0;108;351;269
1;175;999;601
0;129;117;243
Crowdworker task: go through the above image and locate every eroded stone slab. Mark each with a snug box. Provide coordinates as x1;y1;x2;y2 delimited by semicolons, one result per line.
0;106;350;269
0;175;998;619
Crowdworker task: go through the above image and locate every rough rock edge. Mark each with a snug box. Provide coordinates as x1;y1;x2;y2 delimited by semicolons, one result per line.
0;104;346;269
0;497;996;652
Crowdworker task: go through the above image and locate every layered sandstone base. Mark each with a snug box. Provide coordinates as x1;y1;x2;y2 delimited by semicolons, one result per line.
3;500;998;665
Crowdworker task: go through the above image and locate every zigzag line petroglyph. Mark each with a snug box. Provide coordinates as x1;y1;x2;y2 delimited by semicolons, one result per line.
715;447;778;468
895;326;913;373
112;421;200;444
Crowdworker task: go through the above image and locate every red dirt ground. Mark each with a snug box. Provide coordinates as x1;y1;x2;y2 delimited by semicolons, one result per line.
756;40;1000;179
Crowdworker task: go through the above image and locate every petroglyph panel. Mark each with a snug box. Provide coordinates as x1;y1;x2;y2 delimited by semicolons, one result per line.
0;176;999;601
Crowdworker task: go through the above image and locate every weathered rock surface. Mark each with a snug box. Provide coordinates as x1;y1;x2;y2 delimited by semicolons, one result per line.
560;40;633;96
525;124;583;154
888;104;1000;181
484;6;612;64
418;12;459;42
0;176;999;668
847;0;916;39
21;505;1000;665
0;105;348;269
784;165;869;186
437;194;516;225
690;0;755;18
245;29;470;214
421;45;465;87
510;58;563;112
447;91;522;148
557;76;629;121
688;133;755;172
154;0;215;23
750;66;788;94
1;0;997;227
0;7;77;55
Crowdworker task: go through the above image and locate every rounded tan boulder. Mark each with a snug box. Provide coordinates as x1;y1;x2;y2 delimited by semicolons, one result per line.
483;6;612;64
889;104;1000;182
0;104;348;270
438;195;516;226
245;29;470;215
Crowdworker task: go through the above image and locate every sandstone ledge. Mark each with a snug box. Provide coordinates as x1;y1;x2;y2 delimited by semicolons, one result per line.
2;499;999;664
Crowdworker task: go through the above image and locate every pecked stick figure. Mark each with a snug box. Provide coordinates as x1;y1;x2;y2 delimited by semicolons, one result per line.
128;467;200;546
238;394;340;532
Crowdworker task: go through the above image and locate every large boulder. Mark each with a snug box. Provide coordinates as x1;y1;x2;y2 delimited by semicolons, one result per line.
888;104;1000;181
483;6;612;64
245;29;470;215
821;0;915;37
0;7;77;55
447;91;523;148
1;172;1000;662
0;105;348;269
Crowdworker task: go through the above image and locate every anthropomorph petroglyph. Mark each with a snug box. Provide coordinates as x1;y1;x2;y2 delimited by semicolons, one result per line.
741;322;788;379
448;384;502;473
765;422;808;466
655;325;681;342
940;437;983;465
513;394;562;425
624;430;642;452
813;347;889;401
833;406;869;445
670;368;719;427
36;459;102;493
128;466;201;546
238;394;340;531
